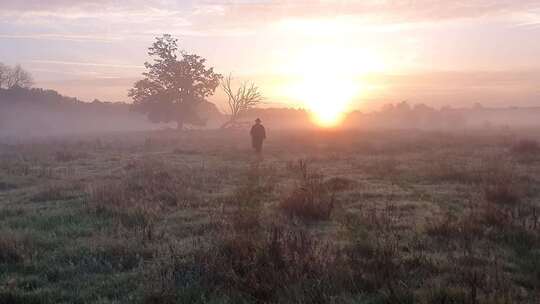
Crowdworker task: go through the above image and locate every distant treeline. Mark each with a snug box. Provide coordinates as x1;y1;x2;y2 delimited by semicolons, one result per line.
344;101;540;130
0;86;159;136
0;86;125;110
243;101;540;130
1;86;539;137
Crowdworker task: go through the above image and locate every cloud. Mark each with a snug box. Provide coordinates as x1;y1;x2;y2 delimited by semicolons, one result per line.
189;0;540;29
0;0;150;12
2;0;540;39
0;34;123;42
513;7;540;28
29;60;142;69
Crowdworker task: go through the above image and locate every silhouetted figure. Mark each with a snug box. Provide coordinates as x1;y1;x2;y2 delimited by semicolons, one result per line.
250;118;266;154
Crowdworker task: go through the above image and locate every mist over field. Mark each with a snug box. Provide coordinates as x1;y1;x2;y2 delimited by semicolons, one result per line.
2;85;540;140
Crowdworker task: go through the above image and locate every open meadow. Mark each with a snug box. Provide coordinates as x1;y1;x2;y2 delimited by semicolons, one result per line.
1;129;539;303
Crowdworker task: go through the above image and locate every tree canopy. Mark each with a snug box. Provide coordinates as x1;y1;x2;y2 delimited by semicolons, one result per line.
129;34;222;129
0;63;33;89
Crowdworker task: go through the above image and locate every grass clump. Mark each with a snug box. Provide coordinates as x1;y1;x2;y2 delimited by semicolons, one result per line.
0;230;35;264
279;160;337;221
481;164;524;206
510;139;540;157
29;182;80;203
54;150;87;162
198;224;333;302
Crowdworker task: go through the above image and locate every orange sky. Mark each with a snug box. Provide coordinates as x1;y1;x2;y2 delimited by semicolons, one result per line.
1;0;540;112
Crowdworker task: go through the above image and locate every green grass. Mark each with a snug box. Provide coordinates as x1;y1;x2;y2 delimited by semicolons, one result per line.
0;129;539;303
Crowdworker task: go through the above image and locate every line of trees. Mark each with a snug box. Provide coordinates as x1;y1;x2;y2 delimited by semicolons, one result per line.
2;35;265;131
3;35;264;131
0;63;33;89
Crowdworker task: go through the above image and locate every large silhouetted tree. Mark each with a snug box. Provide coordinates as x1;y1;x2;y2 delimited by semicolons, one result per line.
129;34;222;129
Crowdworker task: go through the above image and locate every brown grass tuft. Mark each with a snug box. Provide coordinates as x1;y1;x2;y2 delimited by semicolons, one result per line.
511;139;540;156
481;163;524;206
0;230;35;264
197;224;334;301
280;160;336;221
279;185;335;221
324;176;355;192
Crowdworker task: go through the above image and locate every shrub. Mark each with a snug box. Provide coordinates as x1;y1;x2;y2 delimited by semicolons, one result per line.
0;230;34;264
465;159;527;207
510;139;540;156
196;224;334;301
279;184;335;221
280;160;336;221
484;182;522;206
324;176;355;192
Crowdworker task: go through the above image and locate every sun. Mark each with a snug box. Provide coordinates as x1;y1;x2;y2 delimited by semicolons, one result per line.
283;45;367;128
290;76;358;127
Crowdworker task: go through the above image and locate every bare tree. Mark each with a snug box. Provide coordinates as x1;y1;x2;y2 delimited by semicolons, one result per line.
221;74;263;128
6;65;33;88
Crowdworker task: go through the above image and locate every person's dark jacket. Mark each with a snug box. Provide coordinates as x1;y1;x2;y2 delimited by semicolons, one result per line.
250;124;266;150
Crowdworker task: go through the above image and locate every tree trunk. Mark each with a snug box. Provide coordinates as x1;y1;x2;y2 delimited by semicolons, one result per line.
220;115;237;129
220;119;234;129
176;120;184;130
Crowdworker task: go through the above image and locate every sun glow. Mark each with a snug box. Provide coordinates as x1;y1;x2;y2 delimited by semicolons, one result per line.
283;45;378;127
290;76;358;127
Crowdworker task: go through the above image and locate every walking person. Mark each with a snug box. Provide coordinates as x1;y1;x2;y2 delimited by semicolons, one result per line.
250;118;266;154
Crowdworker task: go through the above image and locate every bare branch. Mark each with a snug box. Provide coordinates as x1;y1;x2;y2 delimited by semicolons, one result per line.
220;73;264;128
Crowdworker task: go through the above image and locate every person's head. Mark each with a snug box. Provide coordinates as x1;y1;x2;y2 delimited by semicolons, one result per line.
255;118;261;125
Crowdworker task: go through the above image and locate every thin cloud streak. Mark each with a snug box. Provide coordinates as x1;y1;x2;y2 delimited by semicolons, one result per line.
3;0;540;35
29;60;142;69
0;34;124;43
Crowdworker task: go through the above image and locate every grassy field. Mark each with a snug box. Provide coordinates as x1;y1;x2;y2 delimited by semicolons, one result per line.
0;129;539;303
